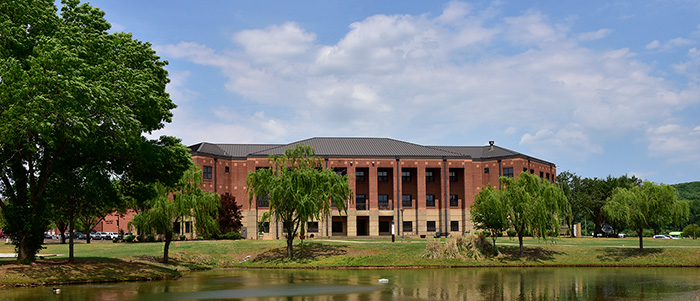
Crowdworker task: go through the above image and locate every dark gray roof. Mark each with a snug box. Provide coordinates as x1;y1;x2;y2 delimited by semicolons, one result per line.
251;137;465;159
189;137;553;165
189;142;281;159
430;145;552;165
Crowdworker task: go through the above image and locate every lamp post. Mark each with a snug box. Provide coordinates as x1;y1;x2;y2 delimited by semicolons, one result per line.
400;208;405;243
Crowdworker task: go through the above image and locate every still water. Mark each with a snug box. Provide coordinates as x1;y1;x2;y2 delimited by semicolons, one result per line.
3;267;700;300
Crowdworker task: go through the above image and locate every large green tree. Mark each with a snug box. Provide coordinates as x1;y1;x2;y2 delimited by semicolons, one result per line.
556;171;586;237
0;0;181;262
500;172;569;256
130;163;220;264
246;144;352;259
603;182;689;250
471;184;508;252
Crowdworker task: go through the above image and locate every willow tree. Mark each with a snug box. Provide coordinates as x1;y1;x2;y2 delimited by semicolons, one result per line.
131;163;220;264
500;172;569;256
246;144;352;259
603;182;689;251
471;184;508;252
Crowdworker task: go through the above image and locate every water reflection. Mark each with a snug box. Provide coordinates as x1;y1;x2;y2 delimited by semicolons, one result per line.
2;267;699;300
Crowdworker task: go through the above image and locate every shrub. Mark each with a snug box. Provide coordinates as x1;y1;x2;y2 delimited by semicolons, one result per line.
682;224;698;238
220;232;242;240
179;234;186;241
112;238;119;243
146;235;155;242
506;230;517;237
642;229;654;237
496;232;503;237
124;235;135;243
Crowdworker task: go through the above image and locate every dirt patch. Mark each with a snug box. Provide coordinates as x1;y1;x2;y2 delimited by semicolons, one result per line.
0;258;180;287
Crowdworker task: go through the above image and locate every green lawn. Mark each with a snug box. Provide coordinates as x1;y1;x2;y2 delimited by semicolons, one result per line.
3;236;697;269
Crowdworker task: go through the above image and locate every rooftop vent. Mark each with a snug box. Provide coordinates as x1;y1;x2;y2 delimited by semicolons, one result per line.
489;141;494;150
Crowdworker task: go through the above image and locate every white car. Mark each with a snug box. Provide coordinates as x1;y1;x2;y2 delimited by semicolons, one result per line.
653;234;670;239
90;232;102;240
107;232;120;240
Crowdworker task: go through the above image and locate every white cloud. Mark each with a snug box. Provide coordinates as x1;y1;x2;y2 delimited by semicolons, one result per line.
165;70;199;103
232;22;316;63
646;37;694;52
155;1;700;160
577;28;612;41
647;124;700;165
520;127;603;159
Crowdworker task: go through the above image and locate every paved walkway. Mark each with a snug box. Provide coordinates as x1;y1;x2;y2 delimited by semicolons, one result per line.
0;253;61;258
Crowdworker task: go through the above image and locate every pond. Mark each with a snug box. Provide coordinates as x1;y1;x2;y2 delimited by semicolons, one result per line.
3;267;700;300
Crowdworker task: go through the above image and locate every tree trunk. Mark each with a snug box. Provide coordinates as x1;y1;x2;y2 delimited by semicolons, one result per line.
163;235;171;264
286;230;294;259
69;217;75;263
518;233;524;257
637;229;644;251
16;234;34;263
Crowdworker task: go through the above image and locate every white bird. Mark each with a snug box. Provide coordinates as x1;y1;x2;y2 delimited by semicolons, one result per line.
378;278;389;284
52;288;61;294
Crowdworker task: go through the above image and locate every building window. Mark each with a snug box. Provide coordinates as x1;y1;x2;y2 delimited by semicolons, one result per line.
332;221;343;233
540;171;544;178
378;195;390;210
503;167;514;178
185;221;192;233
449;171;458;182
484;167;489;174
450;194;458;207
356;170;365;182
402;171;411;182
402;194;412;207
546;173;550;181
257;195;269;207
203;166;212;179
378;170;388;182
427;221;436;232
523;167;528;172
307;222;319;233
426;195;435;207
224;166;230;173
224;192;230;196
426;171;435;182
450;221;459;232
403;221;413;233
530;169;534;174
259;222;270;233
334;168;346;177
356;194;367;210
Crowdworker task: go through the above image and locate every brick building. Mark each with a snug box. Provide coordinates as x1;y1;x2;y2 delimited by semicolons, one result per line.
189;137;555;239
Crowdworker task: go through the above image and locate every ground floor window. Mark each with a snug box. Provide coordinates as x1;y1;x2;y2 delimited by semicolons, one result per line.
450;194;458;207
259;222;270;233
332;221;343;233
403;221;412;232
450;221;459;232
378;221;391;233
427;221;436;232
307;222;319;232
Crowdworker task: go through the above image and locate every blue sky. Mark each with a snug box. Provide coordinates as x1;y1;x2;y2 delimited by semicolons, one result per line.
83;0;700;184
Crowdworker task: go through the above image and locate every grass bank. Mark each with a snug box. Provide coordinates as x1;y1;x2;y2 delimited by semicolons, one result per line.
1;236;699;287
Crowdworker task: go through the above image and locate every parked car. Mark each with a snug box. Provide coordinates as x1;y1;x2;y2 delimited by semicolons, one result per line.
0;232;9;238
653;234;670;239
99;232;111;240
65;232;87;239
43;233;52;239
617;233;627;238
90;232;102;240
